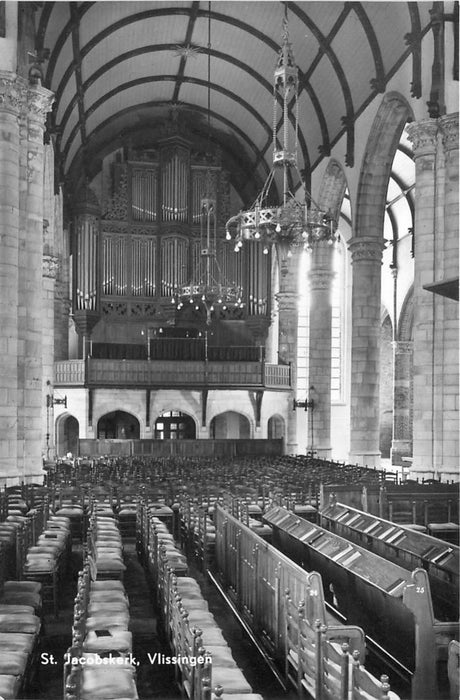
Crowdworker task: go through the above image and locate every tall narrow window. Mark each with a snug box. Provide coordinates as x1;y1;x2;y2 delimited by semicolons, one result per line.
331;238;346;402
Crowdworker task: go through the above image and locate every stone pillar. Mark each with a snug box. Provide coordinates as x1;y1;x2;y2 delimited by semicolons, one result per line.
18;84;54;480
348;236;385;467
0;72;24;483
406;119;441;477
438;114;459;475
391;340;413;464
42;253;59;458
274;247;301;453
307;242;335;458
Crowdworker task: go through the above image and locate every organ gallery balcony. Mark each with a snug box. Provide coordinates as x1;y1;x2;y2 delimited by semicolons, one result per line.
54;356;291;390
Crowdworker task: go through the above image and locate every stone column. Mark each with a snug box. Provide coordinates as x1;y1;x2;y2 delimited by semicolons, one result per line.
348;236;385;467
307;242;335;458
18;84;54;480
42;253;59;458
438;113;459;474
274;247;301;453
406;119;440;476
391;340;413;464
0;72;24;483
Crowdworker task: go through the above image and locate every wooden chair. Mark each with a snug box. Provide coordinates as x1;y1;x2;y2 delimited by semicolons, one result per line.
284;592;302;693
297;614;322;698
351;650;399;700
320;627;350;700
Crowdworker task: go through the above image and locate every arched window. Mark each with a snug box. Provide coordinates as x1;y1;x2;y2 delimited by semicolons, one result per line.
331;236;347;403
154;411;196;440
97;411;140;439
296;239;347;403
210;412;251;439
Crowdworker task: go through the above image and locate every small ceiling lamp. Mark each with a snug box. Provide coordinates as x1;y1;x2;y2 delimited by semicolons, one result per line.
225;11;337;255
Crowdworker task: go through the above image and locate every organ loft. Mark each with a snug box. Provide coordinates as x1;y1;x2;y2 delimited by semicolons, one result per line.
0;2;458;700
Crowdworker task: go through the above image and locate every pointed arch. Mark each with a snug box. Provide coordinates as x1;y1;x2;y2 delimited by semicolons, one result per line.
398;285;414;341
355;92;414;238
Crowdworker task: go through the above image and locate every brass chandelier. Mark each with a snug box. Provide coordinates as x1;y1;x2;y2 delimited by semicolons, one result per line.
173;2;243;325
225;15;337;258
174;183;244;326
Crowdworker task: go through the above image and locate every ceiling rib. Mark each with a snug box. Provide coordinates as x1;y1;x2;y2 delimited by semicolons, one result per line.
69;2;88;176
172;1;200;103
57;45;276;167
351;3;386;92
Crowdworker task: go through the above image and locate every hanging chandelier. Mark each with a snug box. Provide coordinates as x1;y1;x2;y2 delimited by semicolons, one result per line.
225;14;337;258
173;2;243;326
174;179;244;325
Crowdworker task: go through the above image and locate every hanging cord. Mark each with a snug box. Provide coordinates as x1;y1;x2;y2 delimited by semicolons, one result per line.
207;1;212;150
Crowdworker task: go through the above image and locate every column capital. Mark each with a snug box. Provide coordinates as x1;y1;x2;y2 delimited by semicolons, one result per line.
275;289;298;311
439;112;459;151
308;268;335;291
392;340;413;354
43;255;59;279
348;236;385;264
25;85;54;126
406;118;439;156
0;72;27;115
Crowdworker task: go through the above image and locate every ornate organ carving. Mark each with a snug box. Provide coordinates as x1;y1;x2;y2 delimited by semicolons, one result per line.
94;135;270;325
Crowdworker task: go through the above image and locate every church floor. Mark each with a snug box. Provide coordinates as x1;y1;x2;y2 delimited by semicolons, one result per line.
27;540;296;700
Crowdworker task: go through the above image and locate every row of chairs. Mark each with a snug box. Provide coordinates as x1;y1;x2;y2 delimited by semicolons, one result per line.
284;592;399;700
0;501;51;697
138;501;262;699
20;505;72;617
64;512;138;700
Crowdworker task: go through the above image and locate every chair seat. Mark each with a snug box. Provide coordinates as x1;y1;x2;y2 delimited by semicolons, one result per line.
0;650;29;675
23;557;56;572
90;581;125;592
80;666;138;700
183;610;216;624
204;646;237;667
0;632;36;653
85;614;129;630
94;557;126;572
176;596;209;611
54;507;83;516
96;547;123;556
210;666;253;693
28;543;63;555
192;625;228;646
87;601;129;615
174;577;201;591
0;591;41;611
0;614;40;634
48;515;71;526
428;522;460;531
84;629;132;654
0;604;35;615
3;581;41;595
89;591;128;605
0;673;21;699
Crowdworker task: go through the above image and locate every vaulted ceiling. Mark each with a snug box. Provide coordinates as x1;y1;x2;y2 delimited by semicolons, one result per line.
36;1;431;203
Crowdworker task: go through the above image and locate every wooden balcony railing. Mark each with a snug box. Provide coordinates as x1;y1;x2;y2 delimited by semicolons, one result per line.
54;359;291;389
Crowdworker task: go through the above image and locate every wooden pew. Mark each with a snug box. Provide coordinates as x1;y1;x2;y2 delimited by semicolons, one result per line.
320;497;459;619
265;503;458;699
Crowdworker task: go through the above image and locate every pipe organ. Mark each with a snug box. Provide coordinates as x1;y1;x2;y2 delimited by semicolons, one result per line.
72;133;271;343
71;185;101;344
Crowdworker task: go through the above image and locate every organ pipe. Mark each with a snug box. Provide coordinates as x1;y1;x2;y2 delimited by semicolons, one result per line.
161;146;189;222
72;185;101;339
